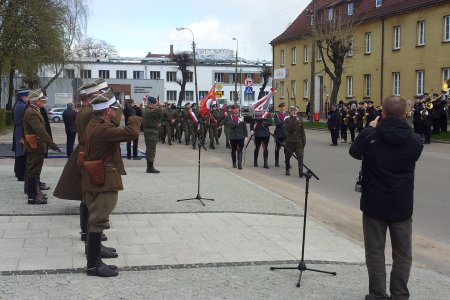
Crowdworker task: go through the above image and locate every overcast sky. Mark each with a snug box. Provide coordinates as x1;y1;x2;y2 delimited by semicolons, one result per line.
86;0;310;61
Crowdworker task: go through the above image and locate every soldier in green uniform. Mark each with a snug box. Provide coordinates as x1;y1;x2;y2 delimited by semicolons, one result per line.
211;104;225;146
189;105;202;150
82;91;140;277
174;106;183;143
181;103;191;145
142;96;162;173
161;103;177;145
23;89;60;204
284;105;306;177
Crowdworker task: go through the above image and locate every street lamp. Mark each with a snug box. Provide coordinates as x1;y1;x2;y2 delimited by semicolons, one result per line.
176;27;199;106
306;0;317;122
232;37;239;105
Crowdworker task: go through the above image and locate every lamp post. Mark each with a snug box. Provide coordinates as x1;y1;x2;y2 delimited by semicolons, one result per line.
307;0;317;122
232;38;239;105
176;27;199;107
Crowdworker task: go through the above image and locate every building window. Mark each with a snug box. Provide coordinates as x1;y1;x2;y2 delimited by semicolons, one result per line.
303;80;309;98
376;0;382;7
393;26;401;49
317;48;322;61
292;47;297;64
116;70;127;79
416;70;425;95
186;71;193;82
418;21;426;46
166;90;177;101
214;72;225;83
199;91;208;99
230;73;241;84
348;36;354;56
229;91;238;101
444;16;450;42
393;72;400;96
99;70;110;79
149;71;160;80
63;69;75;79
166;71;177;82
443;68;450;82
347;76;353;97
244;92;254;101
348;3;354;15
328;8;334;21
133;71;144;79
185;91;194;101
280;81;285;98
80;69;91;79
304;45;309;63
291;80;296;98
280;49;285;66
364;74;372;97
365;32;372;54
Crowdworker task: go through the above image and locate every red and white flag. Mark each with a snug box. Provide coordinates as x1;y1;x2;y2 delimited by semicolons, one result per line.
254;110;271;130
251;87;276;112
199;85;217;117
188;109;200;130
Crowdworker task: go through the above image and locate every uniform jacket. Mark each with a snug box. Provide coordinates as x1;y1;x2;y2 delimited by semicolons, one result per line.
62;108;77;135
347;108;357;130
12;98;28;157
365;106;378;126
252;113;272;137
226;114;248;140
162;108;177;125
274;112;288;138
285;116;306;146
349;118;423;222
23;104;57;154
211;109;225;126
142;107;162;133
327;110;341;130
76;104;93;145
82;115;140;193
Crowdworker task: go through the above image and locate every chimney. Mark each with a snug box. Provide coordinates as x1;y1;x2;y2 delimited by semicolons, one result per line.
169;45;174;55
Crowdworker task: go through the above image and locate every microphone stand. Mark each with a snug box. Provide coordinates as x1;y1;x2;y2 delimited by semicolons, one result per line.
177;127;214;206
268;120;336;288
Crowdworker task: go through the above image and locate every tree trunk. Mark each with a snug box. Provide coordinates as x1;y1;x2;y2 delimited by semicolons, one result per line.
7;68;15;111
177;82;186;107
330;66;343;106
43;65;64;90
258;81;267;100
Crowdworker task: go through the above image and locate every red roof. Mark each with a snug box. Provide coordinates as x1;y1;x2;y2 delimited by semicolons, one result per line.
271;0;449;45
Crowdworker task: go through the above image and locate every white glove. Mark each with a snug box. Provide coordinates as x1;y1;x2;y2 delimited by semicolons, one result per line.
238;117;244;123
244;137;248;143
250;130;254;136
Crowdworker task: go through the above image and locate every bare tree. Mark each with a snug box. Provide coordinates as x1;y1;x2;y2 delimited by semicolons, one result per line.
315;6;357;105
75;37;118;58
173;52;193;106
258;65;272;100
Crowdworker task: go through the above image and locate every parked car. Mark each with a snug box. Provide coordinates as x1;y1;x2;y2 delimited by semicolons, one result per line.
47;107;65;122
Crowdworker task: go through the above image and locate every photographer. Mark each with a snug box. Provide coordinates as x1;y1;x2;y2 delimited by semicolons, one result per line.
349;95;423;300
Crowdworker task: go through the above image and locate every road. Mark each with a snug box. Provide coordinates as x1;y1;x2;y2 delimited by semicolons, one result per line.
1;121;449;276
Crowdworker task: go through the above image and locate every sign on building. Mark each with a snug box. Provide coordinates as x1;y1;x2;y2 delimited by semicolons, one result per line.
274;68;288;80
55;93;72;105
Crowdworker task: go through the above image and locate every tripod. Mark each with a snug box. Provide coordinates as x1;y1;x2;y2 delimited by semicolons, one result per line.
177;135;214;206
268;129;336;287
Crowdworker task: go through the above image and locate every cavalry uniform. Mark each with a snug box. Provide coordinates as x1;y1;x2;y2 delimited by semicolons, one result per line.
284;106;306;177
225;105;247;169
273;103;288;167
252;111;272;168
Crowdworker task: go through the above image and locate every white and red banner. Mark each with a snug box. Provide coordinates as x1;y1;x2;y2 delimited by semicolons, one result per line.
199;85;217;117
251;87;276;112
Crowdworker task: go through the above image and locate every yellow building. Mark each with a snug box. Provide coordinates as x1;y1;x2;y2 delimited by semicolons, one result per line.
271;0;450;114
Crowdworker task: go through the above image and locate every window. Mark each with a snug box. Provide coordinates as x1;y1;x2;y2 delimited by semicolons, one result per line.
80;69;91;79
347;76;353;97
166;71;177;82
185;91;194;101
348;36;354;56
292;47;297;64
376;0;382;7
317;48;322;61
393;26;401;49
393;72;400;96
304;45;309;63
443;68;450;82
365;32;372;54
280;81;285;98
230;73;241;84
416;70;425;95
186;71;193;82
328;8;334;21
99;70;110;79
291;80;296;98
149;71;160;80
244;92;254;101
63;69;75;79
348;3;354;15
444;16;450;42
230;91;238;101
133;71;144;79
418;21;426;46
199;91;208;99
364;74;372;97
303;80;309;98
166;90;177;101
214;72;225;83
280;49;285;65
116;70;127;79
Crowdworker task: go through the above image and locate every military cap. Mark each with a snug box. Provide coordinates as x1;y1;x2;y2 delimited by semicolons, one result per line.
16;89;29;97
184;102;191;107
29;89;45;101
147;96;157;104
91;90;121;111
367;100;374;105
278;102;285;107
78;78;108;96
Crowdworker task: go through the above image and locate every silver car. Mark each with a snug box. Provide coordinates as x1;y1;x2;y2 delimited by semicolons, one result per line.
47;107;65;123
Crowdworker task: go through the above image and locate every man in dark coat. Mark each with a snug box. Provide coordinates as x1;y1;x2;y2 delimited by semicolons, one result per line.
327;105;341;146
12;89;29;181
123;98;141;159
365;100;378;127
62;103;77;157
349;95;423;300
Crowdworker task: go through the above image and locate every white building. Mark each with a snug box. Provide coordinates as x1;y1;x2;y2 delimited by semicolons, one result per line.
40;45;272;108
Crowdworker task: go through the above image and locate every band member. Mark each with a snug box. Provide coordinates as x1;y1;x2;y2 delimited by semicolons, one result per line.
82;90;140;277
422;98;433;144
327;104;341;146
356;102;366;133
226;105;248;169
251;110;272;168
284;106;306;177
347;104;357;143
273;102;288;167
365;100;378;127
338;100;348;143
142;96;162;173
412;97;424;135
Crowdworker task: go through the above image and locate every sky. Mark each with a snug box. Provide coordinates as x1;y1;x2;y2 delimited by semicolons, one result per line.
85;0;310;61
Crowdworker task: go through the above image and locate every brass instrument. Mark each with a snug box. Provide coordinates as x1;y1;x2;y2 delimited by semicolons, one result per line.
420;102;433;120
426;102;433;110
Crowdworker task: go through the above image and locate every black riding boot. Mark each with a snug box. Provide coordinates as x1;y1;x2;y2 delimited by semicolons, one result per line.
86;231;118;277
146;161;160;173
263;149;269;169
285;159;291;176
231;152;237;168
80;202;89;241
275;150;279;167
298;156;304;178
237;151;243;170
253;150;259;167
28;176;46;204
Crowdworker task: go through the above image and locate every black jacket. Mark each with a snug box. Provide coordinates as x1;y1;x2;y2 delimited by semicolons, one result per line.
349;118;423;222
62;109;77;134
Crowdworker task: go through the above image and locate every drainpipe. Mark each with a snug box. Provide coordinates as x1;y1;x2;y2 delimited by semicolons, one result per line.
380;18;385;104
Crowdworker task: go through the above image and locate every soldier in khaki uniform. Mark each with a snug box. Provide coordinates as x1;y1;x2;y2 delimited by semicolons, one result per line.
82;91;140;277
181;103;192;145
142;96;162;173
161;103;177;145
23;89;60;204
284;105;306;177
